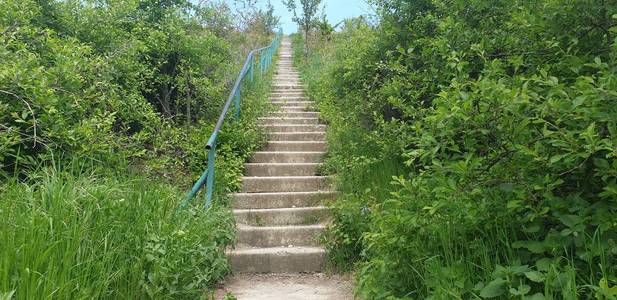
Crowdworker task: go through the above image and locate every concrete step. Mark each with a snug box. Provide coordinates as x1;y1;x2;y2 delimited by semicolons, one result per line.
272;80;302;83
271;96;306;100
275;72;301;76
264;141;326;151
272;82;302;86
272;89;305;94
259;124;325;133
233;206;330;226
267;131;325;141
258;117;319;125
271;89;303;93
269;96;309;101
272;85;307;90
271;101;313;105
244;163;321;176
228;246;326;273
237;224;325;247
270;92;305;97
241;176;332;192
270;112;320;118
232;191;338;209
276;106;314;112
250;151;325;163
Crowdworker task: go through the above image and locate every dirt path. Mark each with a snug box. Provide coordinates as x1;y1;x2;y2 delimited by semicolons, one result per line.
218;273;354;300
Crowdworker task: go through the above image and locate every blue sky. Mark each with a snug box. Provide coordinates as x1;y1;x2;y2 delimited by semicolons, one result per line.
227;0;372;33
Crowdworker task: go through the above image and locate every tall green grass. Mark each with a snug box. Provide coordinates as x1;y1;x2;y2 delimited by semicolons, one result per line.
0;165;235;299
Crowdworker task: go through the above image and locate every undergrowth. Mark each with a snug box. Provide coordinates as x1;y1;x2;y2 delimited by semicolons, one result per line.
0;165;235;299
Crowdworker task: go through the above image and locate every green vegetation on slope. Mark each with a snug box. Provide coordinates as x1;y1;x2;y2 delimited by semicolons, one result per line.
0;166;234;299
1;0;278;298
294;0;617;299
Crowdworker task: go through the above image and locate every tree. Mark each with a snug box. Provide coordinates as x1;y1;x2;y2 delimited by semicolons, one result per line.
282;0;322;57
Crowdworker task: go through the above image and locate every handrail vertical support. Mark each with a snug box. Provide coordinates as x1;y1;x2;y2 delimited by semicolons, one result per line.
204;144;216;210
234;89;241;119
249;57;254;82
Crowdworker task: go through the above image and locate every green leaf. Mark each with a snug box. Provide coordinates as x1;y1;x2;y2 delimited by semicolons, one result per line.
549;154;566;164
510;284;531;296
525;271;546;283
535;258;552;272
480;278;507;298
559;214;582;228
525;293;546;300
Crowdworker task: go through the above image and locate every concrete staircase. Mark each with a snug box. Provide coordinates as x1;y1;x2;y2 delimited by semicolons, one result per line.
228;37;334;273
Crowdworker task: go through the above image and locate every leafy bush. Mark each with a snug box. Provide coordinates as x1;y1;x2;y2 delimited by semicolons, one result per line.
295;1;617;298
0;0;257;176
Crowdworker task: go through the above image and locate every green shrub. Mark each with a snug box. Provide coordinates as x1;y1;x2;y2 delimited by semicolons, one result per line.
0;0;252;176
295;1;617;298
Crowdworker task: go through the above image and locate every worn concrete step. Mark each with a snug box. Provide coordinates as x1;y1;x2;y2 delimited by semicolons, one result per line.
271;101;313;105
259;124;325;133
264;141;326;151
272;89;305;93
269;96;309;101
269;85;304;89
241;176;332;193
234;206;330;226
258;117;319;125
274;74;301;78
276;106;314;112
228;246;326;273
270;93;305;97
272;85;306;90
272;80;301;84
271;96;306;100
232;191;338;209
237;224;325;247
245;163;320;176
270;100;315;110
250;151;325;163
270;112;319;118
271;89;303;92
273;75;302;84
271;82;302;86
267;131;325;141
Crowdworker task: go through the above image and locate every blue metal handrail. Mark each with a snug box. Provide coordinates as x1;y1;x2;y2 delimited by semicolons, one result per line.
177;30;283;211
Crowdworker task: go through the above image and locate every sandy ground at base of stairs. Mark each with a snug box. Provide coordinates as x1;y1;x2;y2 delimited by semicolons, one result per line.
215;273;355;300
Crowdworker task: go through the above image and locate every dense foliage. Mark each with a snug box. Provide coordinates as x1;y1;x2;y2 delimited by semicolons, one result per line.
1;0;278;298
295;0;617;298
0;0;273;179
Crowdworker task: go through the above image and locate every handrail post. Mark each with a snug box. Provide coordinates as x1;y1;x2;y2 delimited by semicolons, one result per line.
234;88;241;119
204;143;216;210
249;57;254;82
